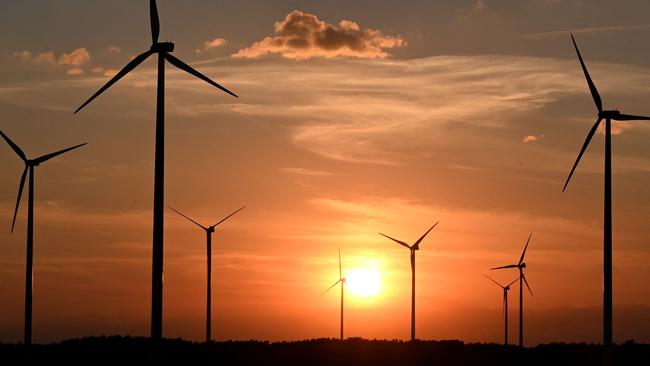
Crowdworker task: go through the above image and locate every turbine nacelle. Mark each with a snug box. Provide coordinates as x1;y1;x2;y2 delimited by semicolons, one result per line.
151;42;175;53
598;110;620;119
207;226;216;233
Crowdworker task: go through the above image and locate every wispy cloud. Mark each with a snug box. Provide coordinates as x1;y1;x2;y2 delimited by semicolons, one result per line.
523;134;544;143
196;38;226;53
523;24;650;40
281;167;334;177
599;121;633;136
91;66;119;77
232;10;406;60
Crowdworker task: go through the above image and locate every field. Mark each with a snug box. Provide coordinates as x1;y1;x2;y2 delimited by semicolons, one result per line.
1;337;649;365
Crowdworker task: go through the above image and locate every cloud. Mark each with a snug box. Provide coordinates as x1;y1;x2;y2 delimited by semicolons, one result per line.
92;67;119;77
66;67;84;75
232;10;406;60
196;38;226;53
281;167;333;177
56;48;90;75
523;24;650;40
58;47;91;67
599;121;633;136
12;50;32;62
35;51;56;64
523;134;544;143
107;46;121;54
13;47;92;75
12;50;56;64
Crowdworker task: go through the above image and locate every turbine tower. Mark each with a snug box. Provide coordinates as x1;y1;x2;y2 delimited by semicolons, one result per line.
0;131;85;346
379;221;439;341
322;249;346;340
491;233;533;347
75;0;237;341
564;34;650;349
484;275;518;345
168;205;245;343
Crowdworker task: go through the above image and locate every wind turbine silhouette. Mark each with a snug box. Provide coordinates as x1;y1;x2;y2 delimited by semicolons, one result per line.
484;275;519;345
564;34;650;349
379;221;439;341
491;233;533;347
75;0;237;341
0;131;85;346
168;205;245;343
322;249;346;340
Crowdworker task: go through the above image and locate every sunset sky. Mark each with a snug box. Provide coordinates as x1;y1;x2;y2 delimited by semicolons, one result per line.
2;0;650;345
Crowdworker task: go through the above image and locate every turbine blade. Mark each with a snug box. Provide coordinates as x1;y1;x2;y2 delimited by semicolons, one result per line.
562;117;602;192
522;273;533;296
0;131;27;161
321;279;342;296
168;207;207;230
412;221;439;249
614;113;650;121
490;264;518;270
378;232;411;249
33;143;86;164
75;50;153;114
507;277;519;287
338;248;342;279
150;0;160;43
484;274;505;289
11;166;28;233
164;53;238;97
518;232;532;265
212;206;246;228
571;34;602;112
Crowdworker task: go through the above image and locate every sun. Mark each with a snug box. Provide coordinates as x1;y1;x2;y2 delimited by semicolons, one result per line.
346;268;381;298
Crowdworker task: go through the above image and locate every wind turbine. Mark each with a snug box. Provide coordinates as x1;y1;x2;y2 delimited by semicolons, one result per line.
491;233;533;347
379;221;439;341
484;275;519;345
0;130;85;346
564;34;650;349
322;249;346;340
75;0;237;341
168;205;245;343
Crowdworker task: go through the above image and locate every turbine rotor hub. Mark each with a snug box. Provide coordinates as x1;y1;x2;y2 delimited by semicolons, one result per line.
151;42;175;53
207;227;215;233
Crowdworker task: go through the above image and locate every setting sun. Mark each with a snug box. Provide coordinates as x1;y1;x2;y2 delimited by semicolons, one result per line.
346;268;381;298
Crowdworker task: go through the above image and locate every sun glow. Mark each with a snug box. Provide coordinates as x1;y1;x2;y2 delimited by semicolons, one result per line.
346;268;381;298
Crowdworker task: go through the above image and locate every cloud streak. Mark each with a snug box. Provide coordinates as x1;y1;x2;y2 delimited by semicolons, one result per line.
523;24;650;40
232;10;406;60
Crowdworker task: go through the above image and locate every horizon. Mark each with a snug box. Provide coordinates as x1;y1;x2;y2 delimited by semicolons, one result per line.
1;0;650;346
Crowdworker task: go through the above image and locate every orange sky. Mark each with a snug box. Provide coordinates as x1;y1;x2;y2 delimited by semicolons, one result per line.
1;0;650;345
